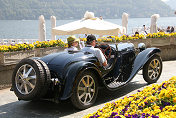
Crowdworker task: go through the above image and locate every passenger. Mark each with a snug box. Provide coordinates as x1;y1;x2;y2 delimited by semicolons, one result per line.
65;35;79;52
81;34;107;67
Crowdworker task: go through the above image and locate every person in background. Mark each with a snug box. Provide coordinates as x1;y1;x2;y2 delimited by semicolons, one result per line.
166;26;171;33
171;27;174;33
99;16;103;20
81;34;107;67
135;31;139;36
143;25;148;34
65;35;79;52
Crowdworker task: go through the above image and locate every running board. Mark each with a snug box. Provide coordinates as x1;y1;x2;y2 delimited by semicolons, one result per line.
107;81;126;89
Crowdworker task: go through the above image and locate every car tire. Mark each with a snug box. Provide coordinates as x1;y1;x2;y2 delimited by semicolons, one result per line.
71;71;98;109
12;58;49;100
143;55;162;84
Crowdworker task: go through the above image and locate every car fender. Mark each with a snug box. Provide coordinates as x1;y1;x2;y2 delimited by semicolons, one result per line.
127;48;161;82
60;61;101;100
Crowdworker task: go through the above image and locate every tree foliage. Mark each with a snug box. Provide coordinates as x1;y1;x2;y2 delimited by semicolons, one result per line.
0;0;174;20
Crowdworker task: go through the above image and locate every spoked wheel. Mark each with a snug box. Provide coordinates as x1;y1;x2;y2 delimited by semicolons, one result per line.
12;58;50;100
15;64;37;95
71;71;98;109
143;55;162;84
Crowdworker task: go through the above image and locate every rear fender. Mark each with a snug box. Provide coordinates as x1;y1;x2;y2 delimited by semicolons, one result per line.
127;48;161;82
60;61;101;100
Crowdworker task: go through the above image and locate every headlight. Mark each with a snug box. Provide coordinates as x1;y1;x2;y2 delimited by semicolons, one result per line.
138;43;146;51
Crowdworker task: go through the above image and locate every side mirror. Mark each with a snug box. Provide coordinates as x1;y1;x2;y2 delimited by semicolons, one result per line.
138;43;146;51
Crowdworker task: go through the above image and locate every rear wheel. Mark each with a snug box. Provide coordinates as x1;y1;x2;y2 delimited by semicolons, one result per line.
143;55;162;84
12;58;50;100
71;71;98;109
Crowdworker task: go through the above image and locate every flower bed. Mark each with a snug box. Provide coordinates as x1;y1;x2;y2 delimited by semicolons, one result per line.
0;39;66;65
83;76;176;118
0;32;176;52
0;39;66;52
0;44;34;52
80;32;176;43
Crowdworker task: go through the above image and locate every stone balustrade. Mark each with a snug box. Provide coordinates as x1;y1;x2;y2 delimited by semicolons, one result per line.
0;47;64;65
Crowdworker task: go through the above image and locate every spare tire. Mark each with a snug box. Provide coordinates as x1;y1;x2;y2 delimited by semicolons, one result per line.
12;58;49;100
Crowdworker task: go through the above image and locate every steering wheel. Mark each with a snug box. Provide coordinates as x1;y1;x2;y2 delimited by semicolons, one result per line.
98;44;112;60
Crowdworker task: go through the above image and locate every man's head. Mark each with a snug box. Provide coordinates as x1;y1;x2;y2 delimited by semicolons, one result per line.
86;35;96;47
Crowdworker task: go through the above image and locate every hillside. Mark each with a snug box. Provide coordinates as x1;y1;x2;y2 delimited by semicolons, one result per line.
164;0;176;10
0;0;174;20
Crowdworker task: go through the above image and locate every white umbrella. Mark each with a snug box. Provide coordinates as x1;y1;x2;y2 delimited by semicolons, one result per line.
52;11;123;36
122;12;129;34
150;14;160;33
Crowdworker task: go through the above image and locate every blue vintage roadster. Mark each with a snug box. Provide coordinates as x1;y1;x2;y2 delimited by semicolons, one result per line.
11;42;162;109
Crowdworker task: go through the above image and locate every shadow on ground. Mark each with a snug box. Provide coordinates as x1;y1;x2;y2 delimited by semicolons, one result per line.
0;80;147;118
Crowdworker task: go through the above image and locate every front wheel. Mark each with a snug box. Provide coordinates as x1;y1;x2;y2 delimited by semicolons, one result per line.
143;55;162;84
71;71;98;109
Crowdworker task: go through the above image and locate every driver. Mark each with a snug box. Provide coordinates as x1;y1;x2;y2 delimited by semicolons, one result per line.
81;34;107;67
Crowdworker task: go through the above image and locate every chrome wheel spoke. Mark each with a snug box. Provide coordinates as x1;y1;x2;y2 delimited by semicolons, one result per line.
23;65;26;75
149;63;155;69
17;78;23;83
155;61;159;68
89;81;94;87
19;83;24;91
87;75;90;86
148;69;153;73
88;93;92;100
81;78;87;87
149;72;154;79
79;92;86;99
153;59;156;67
24;83;29;94
155;71;159;76
78;87;85;91
25;80;35;89
17;72;23;79
84;94;88;103
25;67;33;77
27;75;36;80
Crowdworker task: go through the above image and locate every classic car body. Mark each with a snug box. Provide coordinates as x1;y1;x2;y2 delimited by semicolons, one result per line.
11;42;162;109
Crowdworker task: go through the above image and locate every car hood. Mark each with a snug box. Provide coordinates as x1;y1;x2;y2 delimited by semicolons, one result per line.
40;51;94;66
118;42;134;51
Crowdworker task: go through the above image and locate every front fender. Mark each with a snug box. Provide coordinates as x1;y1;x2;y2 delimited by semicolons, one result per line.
127;48;161;82
60;61;101;100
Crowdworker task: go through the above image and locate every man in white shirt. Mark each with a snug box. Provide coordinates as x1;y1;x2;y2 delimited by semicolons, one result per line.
81;35;107;67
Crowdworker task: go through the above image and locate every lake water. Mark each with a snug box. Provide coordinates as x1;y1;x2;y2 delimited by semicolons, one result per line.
0;17;176;40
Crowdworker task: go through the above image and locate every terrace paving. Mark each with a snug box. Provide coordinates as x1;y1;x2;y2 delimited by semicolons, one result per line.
0;60;175;118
